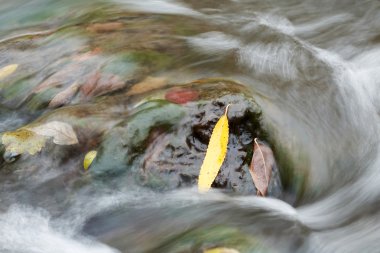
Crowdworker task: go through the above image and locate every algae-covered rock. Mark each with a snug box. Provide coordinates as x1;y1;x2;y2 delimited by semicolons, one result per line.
90;101;186;176
90;79;282;196
0;10;211;113
0;79;283;197
151;225;269;253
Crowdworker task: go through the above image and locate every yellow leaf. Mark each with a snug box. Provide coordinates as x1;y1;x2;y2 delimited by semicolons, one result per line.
0;64;18;81
204;247;240;253
1;129;46;155
83;150;97;170
198;105;230;192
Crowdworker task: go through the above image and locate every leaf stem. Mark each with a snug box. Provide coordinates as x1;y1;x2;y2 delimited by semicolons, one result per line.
224;104;231;116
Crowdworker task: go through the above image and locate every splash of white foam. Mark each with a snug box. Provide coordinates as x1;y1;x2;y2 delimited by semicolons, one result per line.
112;0;201;16
0;205;119;253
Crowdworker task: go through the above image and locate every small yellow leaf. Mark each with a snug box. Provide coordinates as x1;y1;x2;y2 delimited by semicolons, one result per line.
1;129;46;155
204;247;240;253
0;64;18;81
198;105;230;192
83;150;97;170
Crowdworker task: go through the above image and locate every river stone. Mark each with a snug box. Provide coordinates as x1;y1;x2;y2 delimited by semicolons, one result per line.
0;79;282;197
92;79;282;197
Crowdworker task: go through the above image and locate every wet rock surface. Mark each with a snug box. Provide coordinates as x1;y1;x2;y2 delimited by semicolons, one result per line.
0;11;212;113
0;79;282;198
135;95;267;194
0;7;286;198
110;80;281;196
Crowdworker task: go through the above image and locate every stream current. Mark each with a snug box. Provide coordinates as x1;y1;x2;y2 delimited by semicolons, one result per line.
0;0;380;252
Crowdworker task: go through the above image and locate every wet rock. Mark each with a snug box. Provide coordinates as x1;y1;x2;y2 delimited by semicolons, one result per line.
91;100;186;176
0;12;211;112
91;79;282;196
0;79;283;197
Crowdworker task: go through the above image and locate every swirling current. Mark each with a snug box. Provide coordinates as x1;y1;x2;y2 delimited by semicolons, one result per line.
0;1;380;252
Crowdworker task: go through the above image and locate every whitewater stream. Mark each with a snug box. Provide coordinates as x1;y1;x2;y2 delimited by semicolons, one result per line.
1;0;380;252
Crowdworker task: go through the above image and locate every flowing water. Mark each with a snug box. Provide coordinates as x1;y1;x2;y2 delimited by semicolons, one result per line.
1;0;380;252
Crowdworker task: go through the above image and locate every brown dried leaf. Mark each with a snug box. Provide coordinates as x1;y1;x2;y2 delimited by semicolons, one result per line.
34;51;100;94
249;138;274;196
28;121;78;145
80;72;125;98
126;76;167;96
80;72;101;96
33;63;83;93
48;82;79;108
